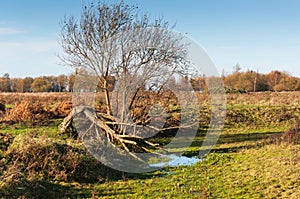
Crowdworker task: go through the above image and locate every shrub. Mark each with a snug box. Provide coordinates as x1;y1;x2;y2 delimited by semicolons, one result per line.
3;101;53;124
51;101;72;118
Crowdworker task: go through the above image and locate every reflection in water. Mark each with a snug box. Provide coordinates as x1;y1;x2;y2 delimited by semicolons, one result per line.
149;154;201;168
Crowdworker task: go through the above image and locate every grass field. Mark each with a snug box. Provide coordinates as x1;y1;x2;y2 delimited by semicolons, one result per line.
0;92;300;198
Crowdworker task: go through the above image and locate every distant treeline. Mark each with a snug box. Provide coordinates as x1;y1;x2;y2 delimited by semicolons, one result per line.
189;69;300;93
0;69;299;93
0;73;75;92
222;70;300;93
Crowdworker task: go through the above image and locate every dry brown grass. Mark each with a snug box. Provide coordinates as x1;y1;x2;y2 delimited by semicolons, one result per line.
0;91;300;125
3;101;53;123
0;92;71;105
268;121;300;145
224;91;300;107
51;101;72;118
0;133;121;189
0;93;73;123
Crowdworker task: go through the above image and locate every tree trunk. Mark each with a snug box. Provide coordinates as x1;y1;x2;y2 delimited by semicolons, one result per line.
104;80;112;116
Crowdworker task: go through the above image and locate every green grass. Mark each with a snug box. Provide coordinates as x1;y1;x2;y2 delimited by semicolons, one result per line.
85;123;298;198
24;143;298;199
0;119;65;138
77;132;300;199
1;104;300;198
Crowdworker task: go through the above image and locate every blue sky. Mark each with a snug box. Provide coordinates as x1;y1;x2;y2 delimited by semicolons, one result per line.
1;0;300;77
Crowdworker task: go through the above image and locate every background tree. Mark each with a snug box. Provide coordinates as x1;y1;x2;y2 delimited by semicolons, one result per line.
266;71;290;91
223;71;242;91
22;77;34;92
31;77;52;92
10;77;33;93
10;78;23;92
224;70;268;92
274;75;300;91
56;74;69;92
0;73;11;92
67;74;75;92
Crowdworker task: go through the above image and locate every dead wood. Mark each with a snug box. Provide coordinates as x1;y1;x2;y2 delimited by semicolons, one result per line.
59;106;162;161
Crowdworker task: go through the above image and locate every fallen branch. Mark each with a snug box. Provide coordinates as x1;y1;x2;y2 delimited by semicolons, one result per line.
59;106;163;161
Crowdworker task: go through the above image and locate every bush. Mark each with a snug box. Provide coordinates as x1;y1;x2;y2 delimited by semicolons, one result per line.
3;101;53;124
50;101;72;118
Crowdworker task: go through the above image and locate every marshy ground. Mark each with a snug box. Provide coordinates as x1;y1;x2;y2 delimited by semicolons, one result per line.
0;92;300;198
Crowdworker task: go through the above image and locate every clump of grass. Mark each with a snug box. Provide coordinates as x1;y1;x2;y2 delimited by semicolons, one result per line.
281;122;300;144
269;121;300;145
2;100;73;125
3;101;53;124
50;101;72;118
0;132;14;151
0;133;122;190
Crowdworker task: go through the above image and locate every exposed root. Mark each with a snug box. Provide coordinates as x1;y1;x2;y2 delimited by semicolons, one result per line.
59;106;162;162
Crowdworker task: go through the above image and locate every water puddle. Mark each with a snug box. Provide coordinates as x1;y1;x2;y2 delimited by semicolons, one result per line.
149;154;201;168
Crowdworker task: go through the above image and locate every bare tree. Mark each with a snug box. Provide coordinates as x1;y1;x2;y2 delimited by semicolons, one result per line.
59;1;189;161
